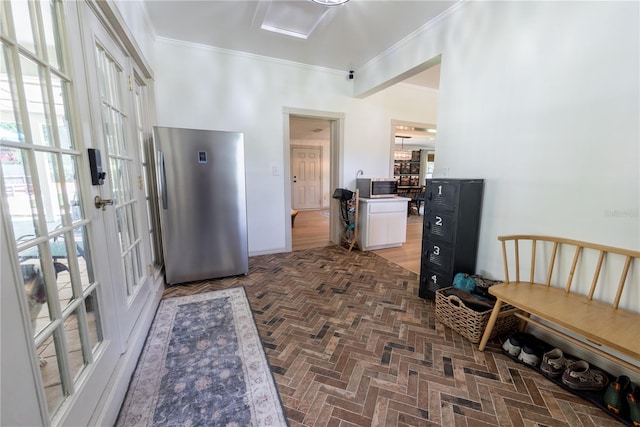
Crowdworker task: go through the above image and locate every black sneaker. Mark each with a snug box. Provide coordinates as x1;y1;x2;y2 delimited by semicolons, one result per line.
516;336;546;368
502;332;535;357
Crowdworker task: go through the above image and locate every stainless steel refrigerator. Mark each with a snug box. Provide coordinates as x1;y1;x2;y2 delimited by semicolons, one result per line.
153;126;249;284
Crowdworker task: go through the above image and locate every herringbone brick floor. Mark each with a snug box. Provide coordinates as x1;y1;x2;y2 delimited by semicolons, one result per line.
163;246;624;427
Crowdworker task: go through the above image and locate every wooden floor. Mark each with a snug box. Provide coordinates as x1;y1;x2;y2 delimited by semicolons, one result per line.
291;209;422;274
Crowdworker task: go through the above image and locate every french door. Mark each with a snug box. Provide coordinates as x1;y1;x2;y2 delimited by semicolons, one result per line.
0;1;155;424
79;2;152;351
0;1;121;424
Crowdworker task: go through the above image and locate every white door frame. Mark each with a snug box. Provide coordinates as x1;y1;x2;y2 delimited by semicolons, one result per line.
283;108;344;252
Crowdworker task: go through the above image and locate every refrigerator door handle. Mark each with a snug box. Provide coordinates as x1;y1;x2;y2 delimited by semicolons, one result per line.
158;150;168;209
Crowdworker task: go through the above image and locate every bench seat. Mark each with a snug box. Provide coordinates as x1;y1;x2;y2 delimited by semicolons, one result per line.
489;282;640;361
478;235;640;375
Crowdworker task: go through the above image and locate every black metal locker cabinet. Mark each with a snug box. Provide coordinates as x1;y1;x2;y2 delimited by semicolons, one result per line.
419;179;484;299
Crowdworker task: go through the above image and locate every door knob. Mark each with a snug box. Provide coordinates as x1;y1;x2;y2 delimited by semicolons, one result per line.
94;196;114;211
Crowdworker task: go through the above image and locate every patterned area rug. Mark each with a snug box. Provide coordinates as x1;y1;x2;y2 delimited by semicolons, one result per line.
116;287;288;426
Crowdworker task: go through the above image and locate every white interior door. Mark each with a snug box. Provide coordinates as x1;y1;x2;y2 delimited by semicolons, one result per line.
0;1;120;424
291;146;322;209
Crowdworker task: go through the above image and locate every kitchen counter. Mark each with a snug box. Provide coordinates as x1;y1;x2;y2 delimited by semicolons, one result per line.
358;196;411;202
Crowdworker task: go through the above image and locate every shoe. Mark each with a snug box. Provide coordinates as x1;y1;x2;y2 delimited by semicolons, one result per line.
517;336;546;368
502;332;535;357
628;385;640;427
604;375;631;416
540;348;572;377
561;360;609;391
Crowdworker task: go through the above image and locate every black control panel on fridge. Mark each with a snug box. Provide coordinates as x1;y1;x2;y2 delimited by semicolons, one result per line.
419;179;484;299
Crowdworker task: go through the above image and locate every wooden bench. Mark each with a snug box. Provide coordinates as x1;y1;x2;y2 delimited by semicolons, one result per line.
478;235;640;375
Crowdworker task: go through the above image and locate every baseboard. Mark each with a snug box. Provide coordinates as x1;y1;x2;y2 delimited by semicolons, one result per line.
90;277;164;426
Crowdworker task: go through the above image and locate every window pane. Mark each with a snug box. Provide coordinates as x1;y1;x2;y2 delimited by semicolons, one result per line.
95;47;107;101
51;235;72;308
18;246;51;335
101;104;114;153
10;0;36;54
1;44;26;143
0;2;9;37
37;332;64;414
74;226;94;291
112;108;124;156
33;150;63;231
136;126;144;164
61;154;82;222
64;310;85;381
19;55;52;147
85;290;102;351
133;242;140;286
51;74;73;149
109;157;121;204
116;205;130;252
3;148;39;240
121;158;132;201
38;1;63;71
128;201;138;242
124;251;133;296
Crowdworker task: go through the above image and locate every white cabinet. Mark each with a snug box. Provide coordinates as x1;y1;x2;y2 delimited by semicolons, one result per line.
358;197;410;251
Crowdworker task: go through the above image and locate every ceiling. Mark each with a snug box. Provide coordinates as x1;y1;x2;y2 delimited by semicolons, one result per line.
143;0;458;72
141;0;447;145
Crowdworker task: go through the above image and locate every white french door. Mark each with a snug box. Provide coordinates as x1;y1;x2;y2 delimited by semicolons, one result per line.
0;1;120;424
1;1;156;425
79;3;152;351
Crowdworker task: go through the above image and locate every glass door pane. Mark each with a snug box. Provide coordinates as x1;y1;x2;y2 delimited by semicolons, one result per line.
96;46;144;299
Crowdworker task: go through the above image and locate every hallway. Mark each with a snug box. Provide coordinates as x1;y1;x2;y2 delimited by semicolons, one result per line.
291;209;422;274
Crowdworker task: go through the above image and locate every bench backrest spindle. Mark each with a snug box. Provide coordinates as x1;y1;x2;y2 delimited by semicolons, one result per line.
564;245;582;293
588;250;606;301
502;240;511;283
515;239;520;282
614;256;633;310
530;239;536;284
497;235;640;312
546;241;559;288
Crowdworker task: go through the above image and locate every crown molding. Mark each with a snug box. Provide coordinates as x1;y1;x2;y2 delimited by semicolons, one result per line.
155;36;347;77
359;0;467;73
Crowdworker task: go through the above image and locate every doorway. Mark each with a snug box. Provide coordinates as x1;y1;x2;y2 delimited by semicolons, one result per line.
284;111;343;251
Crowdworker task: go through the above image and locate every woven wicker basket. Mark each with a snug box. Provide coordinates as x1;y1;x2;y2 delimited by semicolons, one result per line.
435;287;518;344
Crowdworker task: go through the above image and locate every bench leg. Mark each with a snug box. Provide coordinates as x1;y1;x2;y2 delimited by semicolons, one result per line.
478;299;503;351
518;312;530;332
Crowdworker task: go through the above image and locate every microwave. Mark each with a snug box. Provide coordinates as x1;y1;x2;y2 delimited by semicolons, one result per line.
356;178;398;198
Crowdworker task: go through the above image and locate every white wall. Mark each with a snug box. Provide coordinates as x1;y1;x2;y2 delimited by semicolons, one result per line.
360;1;640;311
113;1;156;67
151;2;638;310
152;39;437;254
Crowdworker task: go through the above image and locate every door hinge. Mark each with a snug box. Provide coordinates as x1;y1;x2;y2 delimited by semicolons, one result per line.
128;75;133;91
139;175;143;190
